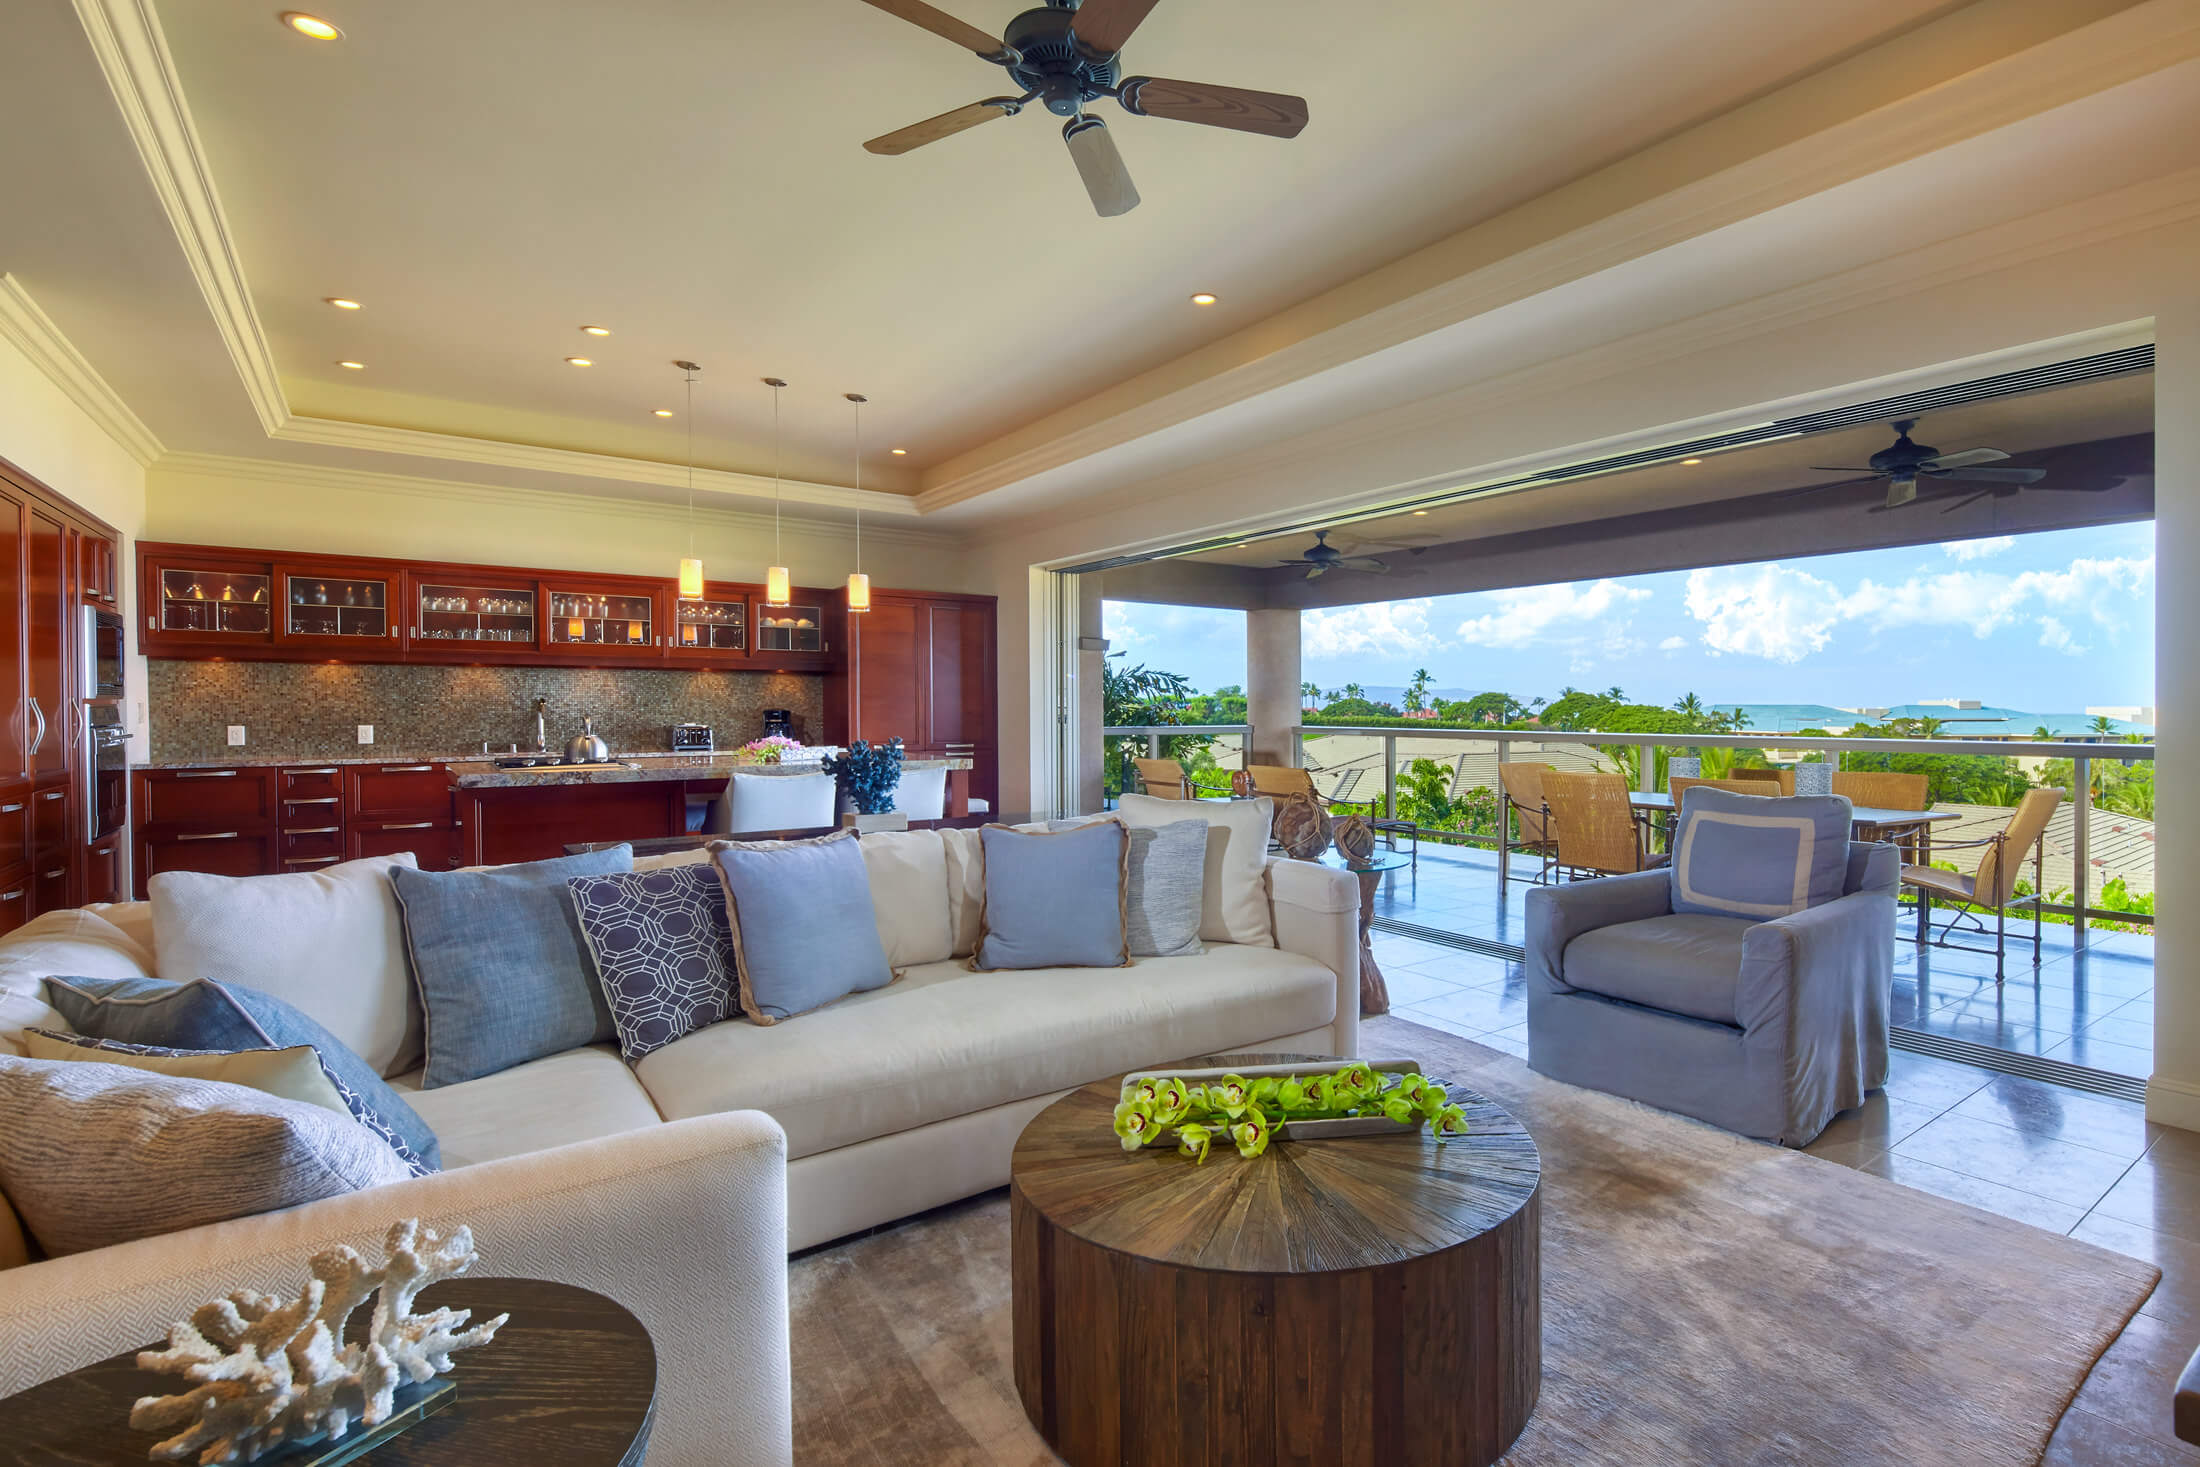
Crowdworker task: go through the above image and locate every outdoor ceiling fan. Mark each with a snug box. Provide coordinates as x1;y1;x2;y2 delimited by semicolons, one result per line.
855;0;1310;217
1809;418;2045;511
1277;530;1389;580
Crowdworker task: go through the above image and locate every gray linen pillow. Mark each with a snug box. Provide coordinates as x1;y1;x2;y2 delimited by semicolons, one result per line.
1051;816;1205;957
974;821;1130;971
1670;786;1853;920
709;830;895;1024
391;845;634;1087
0;1054;413;1256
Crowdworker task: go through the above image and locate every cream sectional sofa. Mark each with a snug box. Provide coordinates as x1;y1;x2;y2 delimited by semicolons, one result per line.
0;827;1359;1467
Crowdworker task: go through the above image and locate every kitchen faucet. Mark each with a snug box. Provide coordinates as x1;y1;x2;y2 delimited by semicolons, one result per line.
530;696;549;755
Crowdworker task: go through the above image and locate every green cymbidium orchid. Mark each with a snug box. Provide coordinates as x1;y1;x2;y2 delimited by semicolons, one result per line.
1432;1103;1469;1137
1176;1121;1214;1164
1113;1098;1159;1152
1210;1075;1252;1119
1393;1072;1429;1106
1128;1077;1162;1110
1250;1077;1281;1110
1380;1095;1417;1125
1274;1077;1312;1113
1150;1076;1194;1126
1231;1111;1272;1159
1337;1062;1380;1100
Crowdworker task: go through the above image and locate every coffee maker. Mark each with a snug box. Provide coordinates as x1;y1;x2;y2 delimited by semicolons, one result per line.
761;709;794;740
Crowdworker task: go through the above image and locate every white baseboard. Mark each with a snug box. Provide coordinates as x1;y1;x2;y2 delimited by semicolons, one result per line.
2146;1073;2200;1133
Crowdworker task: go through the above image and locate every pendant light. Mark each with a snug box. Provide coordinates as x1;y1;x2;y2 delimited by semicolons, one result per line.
844;393;870;614
674;361;704;598
763;377;791;607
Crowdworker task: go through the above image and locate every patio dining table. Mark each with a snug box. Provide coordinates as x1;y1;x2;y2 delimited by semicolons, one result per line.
1498;792;1960;885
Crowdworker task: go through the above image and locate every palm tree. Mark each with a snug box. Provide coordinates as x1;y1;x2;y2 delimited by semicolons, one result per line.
1404;667;1433;712
1558;685;1581;699
1915;716;1946;739
2032;724;2055;741
1604;686;1628;702
1301;681;1322;703
2089;714;2117;736
1727;707;1752;731
1342;681;1365;701
1672;692;1706;721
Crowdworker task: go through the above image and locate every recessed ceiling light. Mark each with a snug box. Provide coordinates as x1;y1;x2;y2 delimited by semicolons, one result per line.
890;447;908;456
1411;509;1429;516
653;409;674;417
336;360;364;369
1189;292;1218;306
581;325;612;336
281;12;342;40
566;357;593;367
324;296;361;310
1681;457;1703;465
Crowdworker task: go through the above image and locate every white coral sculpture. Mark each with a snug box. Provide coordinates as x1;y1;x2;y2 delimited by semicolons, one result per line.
129;1218;509;1465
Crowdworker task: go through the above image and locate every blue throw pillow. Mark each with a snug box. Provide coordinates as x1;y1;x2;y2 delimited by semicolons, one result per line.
1669;787;1851;921
42;976;441;1171
391;846;633;1088
974;821;1130;971
566;865;742;1060
708;830;895;1024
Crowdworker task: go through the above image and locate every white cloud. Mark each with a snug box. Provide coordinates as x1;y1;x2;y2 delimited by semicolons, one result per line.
1658;635;1688;651
1942;536;2015;561
2036;616;2084;655
1682;565;1846;663
1453;579;1650;650
1303;599;1441;658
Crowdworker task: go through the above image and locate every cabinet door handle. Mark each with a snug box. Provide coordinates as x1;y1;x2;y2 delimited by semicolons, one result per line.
379;765;435;774
380;820;435;830
286;797;341;805
0;890;21;902
43;868;64;879
176;769;239;779
175;831;242;842
288;767;340;776
287;825;342;835
0;803;22;814
26;697;46;757
39;790;63;802
284;855;340;866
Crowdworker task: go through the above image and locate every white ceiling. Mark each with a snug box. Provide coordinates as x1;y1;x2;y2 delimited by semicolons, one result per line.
9;0;1978;497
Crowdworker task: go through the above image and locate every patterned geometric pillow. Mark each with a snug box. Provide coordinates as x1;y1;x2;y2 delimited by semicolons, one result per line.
21;1028;437;1178
565;865;740;1061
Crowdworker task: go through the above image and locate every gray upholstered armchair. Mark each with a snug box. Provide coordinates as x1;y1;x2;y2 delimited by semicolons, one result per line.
1524;843;1899;1147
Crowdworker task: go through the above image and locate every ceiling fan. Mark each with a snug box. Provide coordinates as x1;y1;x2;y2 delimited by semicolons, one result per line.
1809;418;2045;511
1278;530;1389;580
856;0;1310;217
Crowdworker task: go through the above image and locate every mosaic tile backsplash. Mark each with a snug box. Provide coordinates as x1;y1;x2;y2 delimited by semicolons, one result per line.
147;661;826;762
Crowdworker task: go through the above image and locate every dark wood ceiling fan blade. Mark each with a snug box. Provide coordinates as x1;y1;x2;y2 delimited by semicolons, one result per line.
857;0;1012;59
1117;76;1308;138
864;100;1014;155
1072;0;1162;54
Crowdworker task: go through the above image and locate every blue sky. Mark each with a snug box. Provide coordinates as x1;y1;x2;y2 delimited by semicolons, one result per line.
1103;523;2155;711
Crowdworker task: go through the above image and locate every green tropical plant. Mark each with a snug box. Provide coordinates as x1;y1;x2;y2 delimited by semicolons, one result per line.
1403;668;1434;713
2090;714;2117;735
2033;725;2055;740
1112;1064;1468;1164
1100;653;1212;797
1672;692;1706;721
1341;681;1365;701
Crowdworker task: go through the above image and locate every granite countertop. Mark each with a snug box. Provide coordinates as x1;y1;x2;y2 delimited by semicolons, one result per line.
134;748;834;771
447;754;972;790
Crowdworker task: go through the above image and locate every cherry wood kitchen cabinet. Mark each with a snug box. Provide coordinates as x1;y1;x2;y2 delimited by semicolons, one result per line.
133;760;460;895
273;561;402;654
84;834;122;905
540;577;664;659
666;579;752;661
751;589;842;673
141;548;276;652
834;591;998;810
77;528;119;606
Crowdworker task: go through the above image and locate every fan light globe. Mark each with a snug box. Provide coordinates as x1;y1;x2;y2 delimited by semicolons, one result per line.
766;565;791;608
678;558;704;599
846;571;871;614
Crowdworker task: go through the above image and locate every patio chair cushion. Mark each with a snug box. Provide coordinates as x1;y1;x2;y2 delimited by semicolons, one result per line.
1561;912;1751;1026
1669;787;1851;921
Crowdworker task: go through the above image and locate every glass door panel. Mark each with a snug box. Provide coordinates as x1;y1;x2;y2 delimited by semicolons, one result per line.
545;590;655;650
280;572;392;643
415;583;537;645
159;567;273;637
673;597;745;653
756;604;824;655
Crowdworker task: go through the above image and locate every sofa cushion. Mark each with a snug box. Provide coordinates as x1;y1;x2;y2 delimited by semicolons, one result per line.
392;846;632;1088
711;830;896;1022
42;976;442;1171
151;854;422;1078
1670;787;1851;921
859;830;953;969
1115;793;1274;946
567;865;741;1059
0;908;156;1053
975;822;1130;971
940;827;985;957
389;1044;663;1169
0;1054;413;1257
636;943;1338;1160
1562;912;1752;1026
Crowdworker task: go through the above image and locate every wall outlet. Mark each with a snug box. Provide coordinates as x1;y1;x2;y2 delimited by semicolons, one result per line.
226;725;246;747
357;725;374;744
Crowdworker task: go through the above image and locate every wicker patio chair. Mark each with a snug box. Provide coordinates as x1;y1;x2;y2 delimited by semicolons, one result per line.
1542;770;1667;878
1732;767;1794;794
1901;787;2062;982
1247;763;1418;868
1831;771;1929;809
1130;758;1191;799
1497;762;1558;885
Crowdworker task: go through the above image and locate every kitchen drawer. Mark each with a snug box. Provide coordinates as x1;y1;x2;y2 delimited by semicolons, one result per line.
30;858;70;917
85;836;122;906
348;764;451;820
280;794;346;827
279;825;346;864
0;872;28;937
140;830;277;885
0;791;27;872
30;783;68;855
279;765;346;800
349;820;457;871
138;767;278;828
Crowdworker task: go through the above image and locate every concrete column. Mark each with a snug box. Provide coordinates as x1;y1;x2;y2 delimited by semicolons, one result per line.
1074;574;1107;813
1246;608;1302;766
2154;302;2200;1130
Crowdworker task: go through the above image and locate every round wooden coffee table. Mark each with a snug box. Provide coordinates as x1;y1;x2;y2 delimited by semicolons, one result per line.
1010;1055;1541;1467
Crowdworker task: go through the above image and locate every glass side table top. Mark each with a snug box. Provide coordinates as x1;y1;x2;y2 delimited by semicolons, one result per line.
1319;850;1412;875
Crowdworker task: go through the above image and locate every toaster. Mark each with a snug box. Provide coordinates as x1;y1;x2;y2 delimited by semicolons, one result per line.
669;723;714;753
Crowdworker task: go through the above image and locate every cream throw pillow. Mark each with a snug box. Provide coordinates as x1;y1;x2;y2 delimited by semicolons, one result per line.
939;827;986;958
1114;794;1274;946
0;907;157;1051
19;1031;349;1114
859;830;954;969
151;854;421;1079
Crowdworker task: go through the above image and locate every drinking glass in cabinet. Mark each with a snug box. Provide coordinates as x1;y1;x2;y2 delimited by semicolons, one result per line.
160;568;272;634
417;585;535;641
283;576;387;638
677;599;744;649
757;605;822;653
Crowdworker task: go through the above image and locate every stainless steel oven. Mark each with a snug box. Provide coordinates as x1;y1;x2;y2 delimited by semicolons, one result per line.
86;703;127;842
82;606;124;700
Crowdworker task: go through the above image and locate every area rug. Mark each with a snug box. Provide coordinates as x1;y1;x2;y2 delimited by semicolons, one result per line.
789;1016;2158;1466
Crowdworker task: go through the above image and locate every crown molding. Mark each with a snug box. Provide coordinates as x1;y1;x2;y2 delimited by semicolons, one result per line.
916;0;2200;515
267;414;919;516
72;0;287;434
149;451;960;549
0;274;165;466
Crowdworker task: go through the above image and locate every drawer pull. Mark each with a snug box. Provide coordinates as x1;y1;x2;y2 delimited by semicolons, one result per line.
288;767;340;776
283;856;339;867
0;803;21;814
0;890;20;902
287;825;342;836
175;831;242;842
175;770;239;779
379;765;435;774
286;797;341;805
38;790;63;802
43;868;64;879
381;821;435;830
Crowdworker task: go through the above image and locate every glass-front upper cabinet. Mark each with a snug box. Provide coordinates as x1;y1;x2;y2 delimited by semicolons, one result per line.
755;602;825;656
273;565;398;650
669;587;747;659
145;557;275;649
414;580;538;647
543;586;657;653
